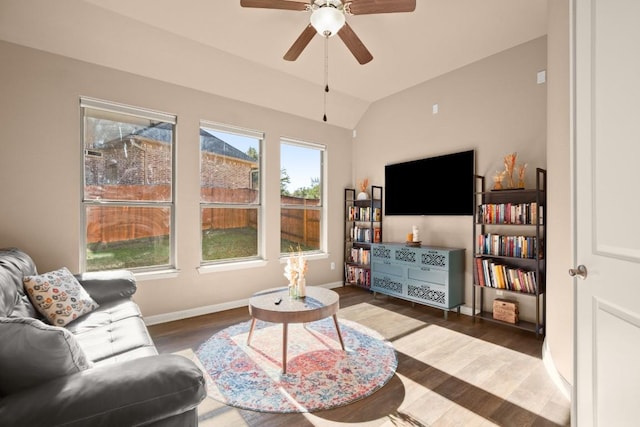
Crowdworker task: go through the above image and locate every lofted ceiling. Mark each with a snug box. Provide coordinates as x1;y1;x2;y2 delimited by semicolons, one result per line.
0;0;547;129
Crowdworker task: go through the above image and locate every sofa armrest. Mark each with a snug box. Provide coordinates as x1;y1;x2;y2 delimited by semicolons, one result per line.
75;270;137;304
0;354;206;427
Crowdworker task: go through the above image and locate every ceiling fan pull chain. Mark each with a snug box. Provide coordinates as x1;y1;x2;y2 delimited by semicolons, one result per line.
323;33;329;122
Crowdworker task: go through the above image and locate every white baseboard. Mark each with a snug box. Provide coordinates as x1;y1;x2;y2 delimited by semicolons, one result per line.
143;281;343;326
542;337;572;401
145;286;481;328
458;305;474;317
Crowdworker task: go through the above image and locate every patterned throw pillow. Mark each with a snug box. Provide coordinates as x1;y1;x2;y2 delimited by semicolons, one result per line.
23;267;99;326
0;317;92;395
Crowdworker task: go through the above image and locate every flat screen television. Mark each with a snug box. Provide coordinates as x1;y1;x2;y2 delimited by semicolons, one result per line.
385;149;475;216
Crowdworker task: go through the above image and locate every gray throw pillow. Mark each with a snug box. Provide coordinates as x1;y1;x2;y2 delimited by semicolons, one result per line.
0;317;92;395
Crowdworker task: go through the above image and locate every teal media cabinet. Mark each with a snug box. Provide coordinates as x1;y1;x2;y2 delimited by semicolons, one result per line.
370;243;465;319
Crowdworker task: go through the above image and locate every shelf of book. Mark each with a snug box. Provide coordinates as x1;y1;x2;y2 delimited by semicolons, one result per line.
343;186;382;289
472;168;547;337
473;256;543;294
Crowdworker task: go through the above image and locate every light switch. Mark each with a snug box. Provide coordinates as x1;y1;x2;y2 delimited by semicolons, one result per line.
432;103;439;114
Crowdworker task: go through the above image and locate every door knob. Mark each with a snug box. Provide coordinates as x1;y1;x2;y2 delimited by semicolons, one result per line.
569;264;588;279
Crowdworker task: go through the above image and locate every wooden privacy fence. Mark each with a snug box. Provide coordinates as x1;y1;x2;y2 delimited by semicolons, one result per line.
86;184;171;201
86;185;170;245
86;205;170;245
200;187;258;231
281;195;320;249
86;185;319;247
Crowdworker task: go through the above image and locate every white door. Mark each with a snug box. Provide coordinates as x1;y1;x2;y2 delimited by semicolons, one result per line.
573;0;640;426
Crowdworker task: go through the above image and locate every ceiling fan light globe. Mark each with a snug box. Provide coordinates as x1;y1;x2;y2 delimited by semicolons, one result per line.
310;7;345;37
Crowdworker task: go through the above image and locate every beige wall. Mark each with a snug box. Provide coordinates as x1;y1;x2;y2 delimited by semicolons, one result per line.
0;40;352;318
353;36;548;323
546;0;573;384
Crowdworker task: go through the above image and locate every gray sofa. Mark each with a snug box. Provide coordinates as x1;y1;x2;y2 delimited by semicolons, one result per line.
0;248;206;426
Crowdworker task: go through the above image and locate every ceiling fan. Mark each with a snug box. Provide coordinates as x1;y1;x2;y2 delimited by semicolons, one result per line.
240;0;417;65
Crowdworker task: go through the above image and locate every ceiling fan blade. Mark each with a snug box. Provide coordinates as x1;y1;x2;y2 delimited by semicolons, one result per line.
284;24;317;61
240;0;308;11
337;22;373;64
347;0;416;15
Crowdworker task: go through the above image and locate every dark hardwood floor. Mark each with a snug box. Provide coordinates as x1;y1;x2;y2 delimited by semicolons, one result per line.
148;286;570;427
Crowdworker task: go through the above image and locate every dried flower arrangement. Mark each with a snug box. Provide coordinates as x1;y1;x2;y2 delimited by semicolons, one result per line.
493;152;527;190
284;244;308;298
359;178;369;193
503;152;517;188
357;178;369;200
517;163;527;188
493;170;507;190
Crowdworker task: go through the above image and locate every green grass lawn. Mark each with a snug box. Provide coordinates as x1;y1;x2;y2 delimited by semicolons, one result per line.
86;227;315;271
202;227;258;261
86;235;171;271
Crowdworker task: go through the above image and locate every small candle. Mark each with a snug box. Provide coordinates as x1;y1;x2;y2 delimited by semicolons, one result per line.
407;233;413;242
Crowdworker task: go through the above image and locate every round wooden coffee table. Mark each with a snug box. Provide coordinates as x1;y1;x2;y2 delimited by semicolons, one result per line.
247;286;345;374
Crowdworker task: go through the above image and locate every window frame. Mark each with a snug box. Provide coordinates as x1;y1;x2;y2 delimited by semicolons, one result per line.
80;97;177;274
279;137;327;258
198;120;265;267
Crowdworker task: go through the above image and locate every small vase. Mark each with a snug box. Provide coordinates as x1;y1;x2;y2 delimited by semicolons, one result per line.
493;177;503;190
357;191;369;200
289;280;298;299
506;174;515;189
298;277;306;298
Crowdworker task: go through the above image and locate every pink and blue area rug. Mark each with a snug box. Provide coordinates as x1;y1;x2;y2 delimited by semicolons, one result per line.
195;317;397;413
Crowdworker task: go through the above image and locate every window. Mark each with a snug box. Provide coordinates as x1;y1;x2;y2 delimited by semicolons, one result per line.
280;139;324;255
200;121;263;263
81;97;176;272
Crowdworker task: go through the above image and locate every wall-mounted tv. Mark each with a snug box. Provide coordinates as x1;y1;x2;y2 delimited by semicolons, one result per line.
385;149;475;216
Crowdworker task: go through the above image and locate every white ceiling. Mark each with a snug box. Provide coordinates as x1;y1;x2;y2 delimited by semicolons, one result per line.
0;0;547;129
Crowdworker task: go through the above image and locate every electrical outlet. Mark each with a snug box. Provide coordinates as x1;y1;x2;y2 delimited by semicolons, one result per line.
330;262;335;270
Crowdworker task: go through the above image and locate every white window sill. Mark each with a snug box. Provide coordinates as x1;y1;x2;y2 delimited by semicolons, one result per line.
134;269;180;281
279;251;329;264
198;259;268;274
